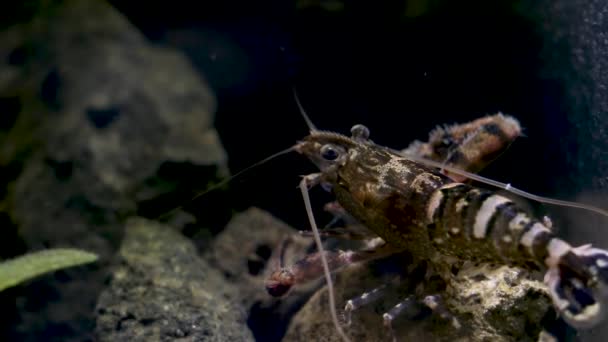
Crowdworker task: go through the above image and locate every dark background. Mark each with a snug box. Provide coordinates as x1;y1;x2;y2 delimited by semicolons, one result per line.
108;0;586;232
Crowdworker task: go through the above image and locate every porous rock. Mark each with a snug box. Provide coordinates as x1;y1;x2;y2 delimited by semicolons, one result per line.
95;217;253;342
0;0;226;340
284;260;552;342
522;0;608;339
208;207;315;342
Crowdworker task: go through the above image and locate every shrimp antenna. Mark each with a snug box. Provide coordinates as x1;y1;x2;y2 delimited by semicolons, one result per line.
299;177;352;342
401;151;608;218
293;88;318;132
156;145;296;221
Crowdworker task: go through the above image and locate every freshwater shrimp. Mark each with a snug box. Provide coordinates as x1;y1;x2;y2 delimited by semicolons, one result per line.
264;106;608;341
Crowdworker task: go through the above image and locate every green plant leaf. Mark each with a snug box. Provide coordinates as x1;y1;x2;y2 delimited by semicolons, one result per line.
0;248;98;292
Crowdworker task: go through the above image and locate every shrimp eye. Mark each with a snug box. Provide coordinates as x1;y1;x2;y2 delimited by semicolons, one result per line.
350;124;370;141
320;144;340;161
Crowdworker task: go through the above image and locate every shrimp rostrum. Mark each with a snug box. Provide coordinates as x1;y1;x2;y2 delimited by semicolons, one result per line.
265;113;608;341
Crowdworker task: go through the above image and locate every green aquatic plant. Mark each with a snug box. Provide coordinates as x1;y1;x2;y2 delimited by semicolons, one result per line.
0;248;98;291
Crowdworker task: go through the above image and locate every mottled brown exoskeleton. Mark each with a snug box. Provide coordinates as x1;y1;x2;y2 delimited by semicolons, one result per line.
265;113;608;341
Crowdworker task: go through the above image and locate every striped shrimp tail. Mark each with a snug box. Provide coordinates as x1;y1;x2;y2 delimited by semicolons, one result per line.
544;241;608;328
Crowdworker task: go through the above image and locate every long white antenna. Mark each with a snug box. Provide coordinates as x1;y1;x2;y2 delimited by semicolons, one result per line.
402;151;608;218
293;88;318;132
156;145;295;220
300;177;352;342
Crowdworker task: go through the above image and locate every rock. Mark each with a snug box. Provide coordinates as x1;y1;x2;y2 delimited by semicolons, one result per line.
523;0;608;193
522;1;608;340
284;259;553;342
448;265;552;341
95;217;254;342
0;0;227;340
209;207;314;307
208;207;315;342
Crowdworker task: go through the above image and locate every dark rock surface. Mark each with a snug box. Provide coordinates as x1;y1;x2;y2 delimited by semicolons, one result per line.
523;0;608;193
0;0;226;340
95;207;314;342
208;207;315;342
95;217;253;342
284;259;553;342
522;1;608;340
